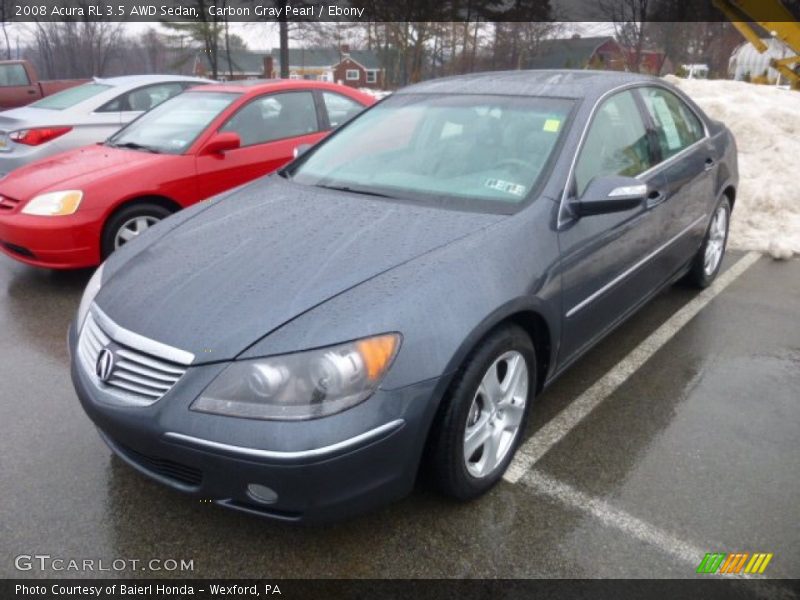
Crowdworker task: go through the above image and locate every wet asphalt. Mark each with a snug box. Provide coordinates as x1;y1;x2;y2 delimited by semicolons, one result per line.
0;251;798;583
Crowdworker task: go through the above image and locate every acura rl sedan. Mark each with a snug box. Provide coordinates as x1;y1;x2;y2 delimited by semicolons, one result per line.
69;70;737;523
0;80;372;268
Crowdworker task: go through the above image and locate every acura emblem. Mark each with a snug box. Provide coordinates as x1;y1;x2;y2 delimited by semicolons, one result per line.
96;348;115;382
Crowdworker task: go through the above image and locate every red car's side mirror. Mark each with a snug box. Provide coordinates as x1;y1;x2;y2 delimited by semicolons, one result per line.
201;132;241;156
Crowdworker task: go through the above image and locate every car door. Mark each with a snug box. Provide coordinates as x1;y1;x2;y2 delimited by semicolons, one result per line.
557;89;667;362
195;90;326;198
636;86;714;269
0;63;40;108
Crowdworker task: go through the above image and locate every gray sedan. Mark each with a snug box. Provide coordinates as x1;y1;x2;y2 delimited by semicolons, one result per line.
69;70;737;522
0;74;210;176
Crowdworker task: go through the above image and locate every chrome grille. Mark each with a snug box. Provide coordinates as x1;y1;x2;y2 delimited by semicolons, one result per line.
78;308;192;406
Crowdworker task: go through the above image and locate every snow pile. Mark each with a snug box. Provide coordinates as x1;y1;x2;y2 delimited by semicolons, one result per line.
358;87;392;100
665;75;800;259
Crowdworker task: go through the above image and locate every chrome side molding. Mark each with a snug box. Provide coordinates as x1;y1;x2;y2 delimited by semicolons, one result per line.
163;419;405;461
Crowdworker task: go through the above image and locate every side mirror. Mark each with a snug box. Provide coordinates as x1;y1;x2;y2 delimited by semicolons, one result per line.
293;143;312;159
201;132;241;156
569;175;647;217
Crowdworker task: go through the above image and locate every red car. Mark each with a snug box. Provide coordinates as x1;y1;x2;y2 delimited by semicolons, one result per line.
0;80;374;269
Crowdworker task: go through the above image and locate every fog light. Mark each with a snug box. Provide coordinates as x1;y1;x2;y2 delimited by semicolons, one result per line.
246;483;278;505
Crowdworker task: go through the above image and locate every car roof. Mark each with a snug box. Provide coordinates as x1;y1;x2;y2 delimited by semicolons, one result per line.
92;74;212;87
397;69;660;101
195;79;360;95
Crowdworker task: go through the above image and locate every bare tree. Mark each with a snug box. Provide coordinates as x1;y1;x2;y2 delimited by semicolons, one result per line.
162;0;226;79
0;0;12;59
27;18;124;78
599;0;650;72
492;21;564;70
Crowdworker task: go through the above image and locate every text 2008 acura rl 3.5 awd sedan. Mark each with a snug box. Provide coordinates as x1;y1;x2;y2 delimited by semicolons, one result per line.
69;70;737;523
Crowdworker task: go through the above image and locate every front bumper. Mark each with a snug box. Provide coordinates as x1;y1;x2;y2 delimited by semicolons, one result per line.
69;324;442;523
0;211;100;269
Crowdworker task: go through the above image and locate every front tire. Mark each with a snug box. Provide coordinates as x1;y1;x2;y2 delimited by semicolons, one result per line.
685;197;731;288
428;324;536;500
101;202;172;259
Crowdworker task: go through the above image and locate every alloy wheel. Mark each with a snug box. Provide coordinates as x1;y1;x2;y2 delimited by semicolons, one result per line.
463;350;528;479
703;204;728;276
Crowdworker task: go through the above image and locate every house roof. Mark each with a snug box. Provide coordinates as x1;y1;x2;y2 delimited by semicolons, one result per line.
271;47;382;70
197;51;265;74
527;36;619;69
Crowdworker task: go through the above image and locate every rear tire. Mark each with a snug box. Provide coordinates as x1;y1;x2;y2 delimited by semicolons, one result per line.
428;324;536;500
685;197;731;288
101;202;172;259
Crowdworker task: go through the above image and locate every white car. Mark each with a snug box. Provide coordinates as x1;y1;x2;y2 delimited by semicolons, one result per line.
0;74;211;176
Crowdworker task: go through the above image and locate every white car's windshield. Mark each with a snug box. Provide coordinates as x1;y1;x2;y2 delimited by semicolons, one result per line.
107;91;239;154
290;93;574;211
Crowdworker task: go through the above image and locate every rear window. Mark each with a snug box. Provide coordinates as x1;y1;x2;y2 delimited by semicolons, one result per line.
30;83;111;110
0;64;30;86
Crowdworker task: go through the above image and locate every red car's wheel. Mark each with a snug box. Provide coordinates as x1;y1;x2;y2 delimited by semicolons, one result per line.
101;202;173;259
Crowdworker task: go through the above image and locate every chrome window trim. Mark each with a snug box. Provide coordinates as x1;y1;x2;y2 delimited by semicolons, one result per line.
565;213;707;318
558;81;710;228
163;419;405;461
91;304;195;366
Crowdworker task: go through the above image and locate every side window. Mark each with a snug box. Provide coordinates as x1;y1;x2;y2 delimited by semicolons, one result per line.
639;87;704;159
0;64;30;86
574;90;654;197
321;91;363;128
220;91;318;147
96;82;186;113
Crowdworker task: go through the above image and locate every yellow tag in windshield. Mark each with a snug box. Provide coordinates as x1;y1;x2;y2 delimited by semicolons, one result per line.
543;119;561;133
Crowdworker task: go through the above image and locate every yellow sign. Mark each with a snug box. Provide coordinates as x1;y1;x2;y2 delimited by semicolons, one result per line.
543;119;561;133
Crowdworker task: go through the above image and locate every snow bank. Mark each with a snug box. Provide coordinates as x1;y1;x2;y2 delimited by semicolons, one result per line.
665;75;800;259
358;87;392;100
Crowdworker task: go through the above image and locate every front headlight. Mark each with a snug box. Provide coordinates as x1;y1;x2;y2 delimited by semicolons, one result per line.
192;333;401;420
76;263;104;332
22;190;83;216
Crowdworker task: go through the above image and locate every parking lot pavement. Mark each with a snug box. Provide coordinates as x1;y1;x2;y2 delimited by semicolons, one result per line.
1;251;798;585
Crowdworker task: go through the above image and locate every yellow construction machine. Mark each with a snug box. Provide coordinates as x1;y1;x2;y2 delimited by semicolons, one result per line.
713;0;800;89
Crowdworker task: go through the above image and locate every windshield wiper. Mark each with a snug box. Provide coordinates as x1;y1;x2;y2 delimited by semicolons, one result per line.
314;183;394;199
107;141;160;153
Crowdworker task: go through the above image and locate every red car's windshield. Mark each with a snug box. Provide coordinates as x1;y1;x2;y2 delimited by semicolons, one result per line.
107;91;239;154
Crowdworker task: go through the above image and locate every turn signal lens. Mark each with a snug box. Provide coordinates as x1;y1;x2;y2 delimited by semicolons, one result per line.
10;126;73;146
356;334;399;381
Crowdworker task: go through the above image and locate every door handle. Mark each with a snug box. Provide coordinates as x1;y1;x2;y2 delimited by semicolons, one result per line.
646;190;665;209
27;89;36;95
704;158;716;171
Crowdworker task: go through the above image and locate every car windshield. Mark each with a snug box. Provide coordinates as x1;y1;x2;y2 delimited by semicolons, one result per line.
30;83;112;110
289;93;574;211
107;91;239;154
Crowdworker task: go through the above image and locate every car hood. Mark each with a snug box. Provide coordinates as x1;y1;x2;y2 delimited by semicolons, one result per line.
0;144;164;199
97;177;506;363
